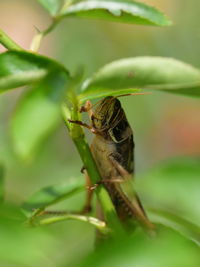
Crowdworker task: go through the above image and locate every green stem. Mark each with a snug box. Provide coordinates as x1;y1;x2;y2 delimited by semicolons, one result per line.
0;29;23;51
30;0;74;52
30;18;60;52
43;18;60;36
0;163;4;203
36;213;109;233
59;0;75;15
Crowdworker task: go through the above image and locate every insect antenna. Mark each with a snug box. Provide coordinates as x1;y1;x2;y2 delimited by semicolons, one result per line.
114;92;152;99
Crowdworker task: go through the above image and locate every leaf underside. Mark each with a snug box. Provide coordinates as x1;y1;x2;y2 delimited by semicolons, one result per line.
80;57;200;100
60;0;171;26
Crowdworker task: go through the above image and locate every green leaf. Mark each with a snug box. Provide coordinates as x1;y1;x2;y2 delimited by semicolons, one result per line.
0;51;70;159
22;178;85;217
148;208;200;246
79;57;200;100
80;227;200;267
0;51;69;93
0;203;56;266
37;0;62;16
0;164;4;203
60;0;171;26
137;157;200;229
11;72;67;160
0;203;26;222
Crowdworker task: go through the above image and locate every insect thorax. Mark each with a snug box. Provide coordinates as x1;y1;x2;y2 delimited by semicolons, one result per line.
91;96;133;143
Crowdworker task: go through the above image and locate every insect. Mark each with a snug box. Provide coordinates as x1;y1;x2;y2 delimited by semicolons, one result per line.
69;95;154;231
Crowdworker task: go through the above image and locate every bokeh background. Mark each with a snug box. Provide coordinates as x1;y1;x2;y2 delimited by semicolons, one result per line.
0;0;200;266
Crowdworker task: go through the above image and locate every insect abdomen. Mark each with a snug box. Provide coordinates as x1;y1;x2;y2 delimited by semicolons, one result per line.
105;183;134;221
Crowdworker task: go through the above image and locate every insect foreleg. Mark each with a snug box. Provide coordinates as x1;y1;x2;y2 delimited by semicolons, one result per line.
68;119;99;134
68;119;98;134
68;119;91;129
81;169;94;214
79;100;94;118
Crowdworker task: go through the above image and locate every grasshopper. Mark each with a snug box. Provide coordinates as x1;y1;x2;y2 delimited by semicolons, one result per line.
69;95;154;231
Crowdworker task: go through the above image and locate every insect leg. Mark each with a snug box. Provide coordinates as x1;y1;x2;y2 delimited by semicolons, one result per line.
108;154;151;224
81;168;94;214
68;119;92;130
68;119;98;134
36;210;69;216
79;100;94;118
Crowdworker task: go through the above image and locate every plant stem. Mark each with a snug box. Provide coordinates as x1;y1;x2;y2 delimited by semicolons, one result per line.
30;17;60;52
0;29;23;51
59;0;75;14
37;213;108;233
30;0;74;52
0;163;4;203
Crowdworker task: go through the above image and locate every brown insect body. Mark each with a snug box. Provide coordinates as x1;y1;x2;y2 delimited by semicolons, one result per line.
91;134;135;222
90;97;153;229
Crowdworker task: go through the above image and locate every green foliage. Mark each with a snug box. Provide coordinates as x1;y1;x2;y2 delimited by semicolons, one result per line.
0;51;69;159
137;157;200;227
134;157;200;245
22;177;108;231
148;208;200;245
36;0;63;16
0;51;69;93
0;203;60;266
80;57;200;100
0;164;4;203
11;73;68;159
22;178;84;216
60;0;172;26
0;0;200;266
80;227;200;267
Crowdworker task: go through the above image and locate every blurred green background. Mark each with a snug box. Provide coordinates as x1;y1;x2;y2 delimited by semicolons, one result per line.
0;0;200;266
